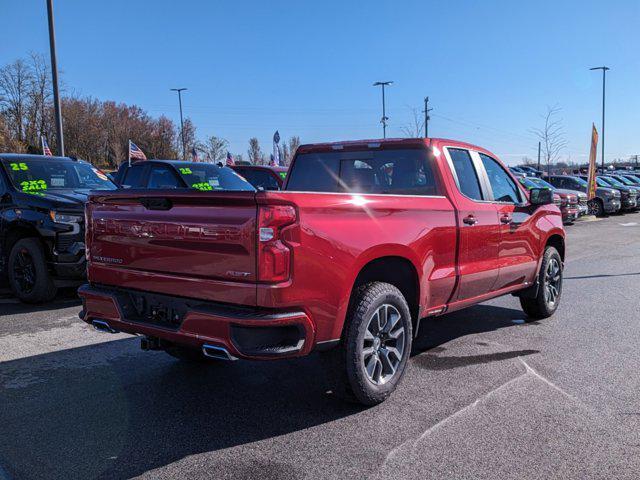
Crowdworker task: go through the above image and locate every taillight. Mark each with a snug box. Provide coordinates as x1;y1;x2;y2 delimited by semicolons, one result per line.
257;205;296;282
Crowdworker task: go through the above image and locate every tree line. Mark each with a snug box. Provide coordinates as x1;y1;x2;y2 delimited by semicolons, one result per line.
0;54;299;168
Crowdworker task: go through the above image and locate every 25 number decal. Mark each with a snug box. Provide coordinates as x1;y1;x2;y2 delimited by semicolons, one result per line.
10;162;28;171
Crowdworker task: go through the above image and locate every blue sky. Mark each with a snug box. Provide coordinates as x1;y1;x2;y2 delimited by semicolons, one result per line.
1;0;638;164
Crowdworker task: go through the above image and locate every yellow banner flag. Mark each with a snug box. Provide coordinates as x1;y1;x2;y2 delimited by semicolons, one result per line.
587;124;599;201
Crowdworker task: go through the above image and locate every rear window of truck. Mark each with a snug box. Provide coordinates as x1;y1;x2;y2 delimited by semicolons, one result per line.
285;149;440;195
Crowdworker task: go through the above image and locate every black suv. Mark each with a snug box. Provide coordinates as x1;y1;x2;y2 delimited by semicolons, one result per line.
0;154;117;303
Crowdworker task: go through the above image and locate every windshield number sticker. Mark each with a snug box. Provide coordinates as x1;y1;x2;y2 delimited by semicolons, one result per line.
179;167;193;175
21;179;47;192
208;178;220;187
10;162;28;171
191;182;213;191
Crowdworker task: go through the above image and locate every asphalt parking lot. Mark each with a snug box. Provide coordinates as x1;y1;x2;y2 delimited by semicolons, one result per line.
0;215;639;480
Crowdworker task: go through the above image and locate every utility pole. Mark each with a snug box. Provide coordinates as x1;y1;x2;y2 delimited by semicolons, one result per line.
537;141;541;172
46;0;64;156
170;88;187;159
373;81;393;138
590;66;609;172
423;97;432;138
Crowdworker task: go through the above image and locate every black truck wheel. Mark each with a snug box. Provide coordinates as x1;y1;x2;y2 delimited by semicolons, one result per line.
589;199;604;217
325;282;412;406
8;238;57;304
520;246;563;319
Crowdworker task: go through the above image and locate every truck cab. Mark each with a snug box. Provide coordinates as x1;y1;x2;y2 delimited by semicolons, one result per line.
0;154;117;302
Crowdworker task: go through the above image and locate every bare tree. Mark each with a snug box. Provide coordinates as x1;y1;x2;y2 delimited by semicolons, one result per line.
400;107;425;138
200;135;228;163
0;58;33;147
247;137;262;164
287;136;301;161
532;105;568;173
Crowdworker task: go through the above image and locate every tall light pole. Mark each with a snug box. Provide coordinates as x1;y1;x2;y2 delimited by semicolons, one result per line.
423;96;432;138
373;81;393;138
590;66;609;172
46;0;64;156
170;88;187;159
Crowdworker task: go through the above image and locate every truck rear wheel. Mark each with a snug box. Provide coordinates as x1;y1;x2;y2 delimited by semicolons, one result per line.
8;238;57;304
325;282;412;406
520;246;563;319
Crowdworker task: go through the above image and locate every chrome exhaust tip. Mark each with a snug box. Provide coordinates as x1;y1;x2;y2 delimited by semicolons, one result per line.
91;319;119;334
201;344;237;361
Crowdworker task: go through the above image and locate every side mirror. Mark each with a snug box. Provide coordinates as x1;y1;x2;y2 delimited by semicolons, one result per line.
529;187;554;206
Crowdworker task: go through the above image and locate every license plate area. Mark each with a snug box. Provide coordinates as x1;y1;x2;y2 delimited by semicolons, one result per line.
116;291;190;329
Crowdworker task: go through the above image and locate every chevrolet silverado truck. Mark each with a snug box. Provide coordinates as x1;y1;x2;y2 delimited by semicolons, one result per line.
0;154;117;302
79;138;565;405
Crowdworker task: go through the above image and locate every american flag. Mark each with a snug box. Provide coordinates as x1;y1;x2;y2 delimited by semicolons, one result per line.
41;136;53;156
191;147;199;162
128;140;147;162
226;151;235;166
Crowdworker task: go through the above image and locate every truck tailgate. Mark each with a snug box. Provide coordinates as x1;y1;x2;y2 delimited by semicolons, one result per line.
86;190;258;305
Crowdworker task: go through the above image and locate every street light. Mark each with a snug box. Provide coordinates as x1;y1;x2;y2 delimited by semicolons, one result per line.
46;0;64;156
170;88;187;159
590;66;609;172
373;81;393;138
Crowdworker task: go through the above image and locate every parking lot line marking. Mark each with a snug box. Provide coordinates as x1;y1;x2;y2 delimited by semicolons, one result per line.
619;222;638;227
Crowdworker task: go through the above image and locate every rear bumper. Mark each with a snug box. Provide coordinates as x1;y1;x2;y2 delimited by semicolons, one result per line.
78;284;315;360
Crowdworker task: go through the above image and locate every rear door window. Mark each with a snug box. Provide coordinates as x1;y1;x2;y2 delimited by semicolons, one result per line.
286;149;440;195
447;148;483;201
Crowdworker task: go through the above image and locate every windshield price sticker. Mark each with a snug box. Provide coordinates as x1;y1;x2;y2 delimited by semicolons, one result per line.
208;178;220;187
179;167;193;175
10;162;28;171
191;182;213;191
21;179;48;192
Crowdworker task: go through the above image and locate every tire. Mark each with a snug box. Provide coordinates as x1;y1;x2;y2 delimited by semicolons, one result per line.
520;246;563;320
324;282;413;406
589;199;604;217
8;238;57;304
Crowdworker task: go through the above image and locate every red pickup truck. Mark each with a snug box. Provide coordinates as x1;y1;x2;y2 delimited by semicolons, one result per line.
79;138;565;405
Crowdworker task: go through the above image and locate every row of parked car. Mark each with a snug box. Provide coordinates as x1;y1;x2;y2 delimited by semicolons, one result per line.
508;166;640;223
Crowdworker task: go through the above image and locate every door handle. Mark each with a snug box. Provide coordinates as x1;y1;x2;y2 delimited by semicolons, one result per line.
500;214;512;224
462;215;477;226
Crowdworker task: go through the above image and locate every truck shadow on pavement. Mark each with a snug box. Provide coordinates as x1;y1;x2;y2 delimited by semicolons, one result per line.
0;303;534;480
412;305;539;370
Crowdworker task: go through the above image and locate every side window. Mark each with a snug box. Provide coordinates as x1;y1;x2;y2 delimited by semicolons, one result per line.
122;165;146;188
147;166;182;189
447;148;483;200
479;153;522;204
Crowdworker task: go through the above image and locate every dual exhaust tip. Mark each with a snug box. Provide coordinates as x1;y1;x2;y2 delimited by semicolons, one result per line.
202;344;237;361
91;319;119;334
91;319;236;361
